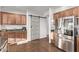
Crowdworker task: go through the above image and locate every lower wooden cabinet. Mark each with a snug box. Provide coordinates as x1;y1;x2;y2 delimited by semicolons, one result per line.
15;32;22;38
2;31;27;44
51;32;57;44
8;32;15;38
77;36;79;52
21;32;27;38
1;32;8;38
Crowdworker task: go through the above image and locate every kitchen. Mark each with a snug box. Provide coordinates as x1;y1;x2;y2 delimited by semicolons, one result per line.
0;6;79;52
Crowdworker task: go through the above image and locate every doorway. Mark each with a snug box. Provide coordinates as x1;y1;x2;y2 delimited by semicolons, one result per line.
30;15;40;40
30;15;48;41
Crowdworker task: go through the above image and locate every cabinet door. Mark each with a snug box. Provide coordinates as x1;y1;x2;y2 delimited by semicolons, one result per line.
21;15;26;25
8;13;15;25
22;32;27;39
2;32;8;38
15;32;22;38
15;14;21;25
57;12;62;18
15;32;23;42
77;7;79;16
8;32;15;44
8;32;15;38
54;13;59;20
51;32;55;44
64;9;73;17
73;7;78;16
77;37;79;52
2;12;8;25
0;12;2;25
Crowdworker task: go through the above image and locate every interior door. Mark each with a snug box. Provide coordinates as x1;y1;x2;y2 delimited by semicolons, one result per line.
31;16;40;40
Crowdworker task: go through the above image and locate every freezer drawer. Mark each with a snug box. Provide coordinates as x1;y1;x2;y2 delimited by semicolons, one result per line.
62;40;73;52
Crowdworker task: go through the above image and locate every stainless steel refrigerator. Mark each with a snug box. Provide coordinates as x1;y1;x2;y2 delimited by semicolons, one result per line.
55;16;75;52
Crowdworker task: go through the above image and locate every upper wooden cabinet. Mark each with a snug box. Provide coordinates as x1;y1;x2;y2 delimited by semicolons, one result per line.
63;9;73;17
77;7;79;16
8;13;15;25
0;12;1;25
53;7;79;20
15;14;21;25
73;7;78;16
2;12;8;25
53;13;59;20
0;12;26;25
21;15;26;25
15;15;26;25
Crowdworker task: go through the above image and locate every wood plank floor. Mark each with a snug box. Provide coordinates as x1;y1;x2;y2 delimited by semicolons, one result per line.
8;38;63;52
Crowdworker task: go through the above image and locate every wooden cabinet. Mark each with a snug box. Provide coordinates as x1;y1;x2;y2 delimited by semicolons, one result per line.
7;32;27;43
51;32;56;44
2;12;8;25
7;32;15;44
54;13;59;20
8;32;15;38
1;32;8;38
1;12;26;25
21;32;27;38
54;12;64;21
73;7;78;16
63;9;73;17
77;36;79;52
15;32;22;38
15;15;26;25
54;7;77;19
15;32;27;38
60;11;65;17
15;32;27;42
21;15;26;25
15;14;21;25
8;13;15;25
0;12;2;24
77;7;79;16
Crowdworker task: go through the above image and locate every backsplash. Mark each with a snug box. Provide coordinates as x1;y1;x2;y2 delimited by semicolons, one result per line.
0;25;27;30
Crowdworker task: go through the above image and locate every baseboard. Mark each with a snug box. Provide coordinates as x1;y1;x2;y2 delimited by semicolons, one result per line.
40;37;48;39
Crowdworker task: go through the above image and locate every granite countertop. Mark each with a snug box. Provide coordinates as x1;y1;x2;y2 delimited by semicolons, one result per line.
0;29;27;32
6;30;27;32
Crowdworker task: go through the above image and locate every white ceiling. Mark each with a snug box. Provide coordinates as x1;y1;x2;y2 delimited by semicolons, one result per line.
1;6;60;16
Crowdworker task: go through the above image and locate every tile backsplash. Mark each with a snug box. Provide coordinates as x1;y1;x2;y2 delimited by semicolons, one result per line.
0;25;27;30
